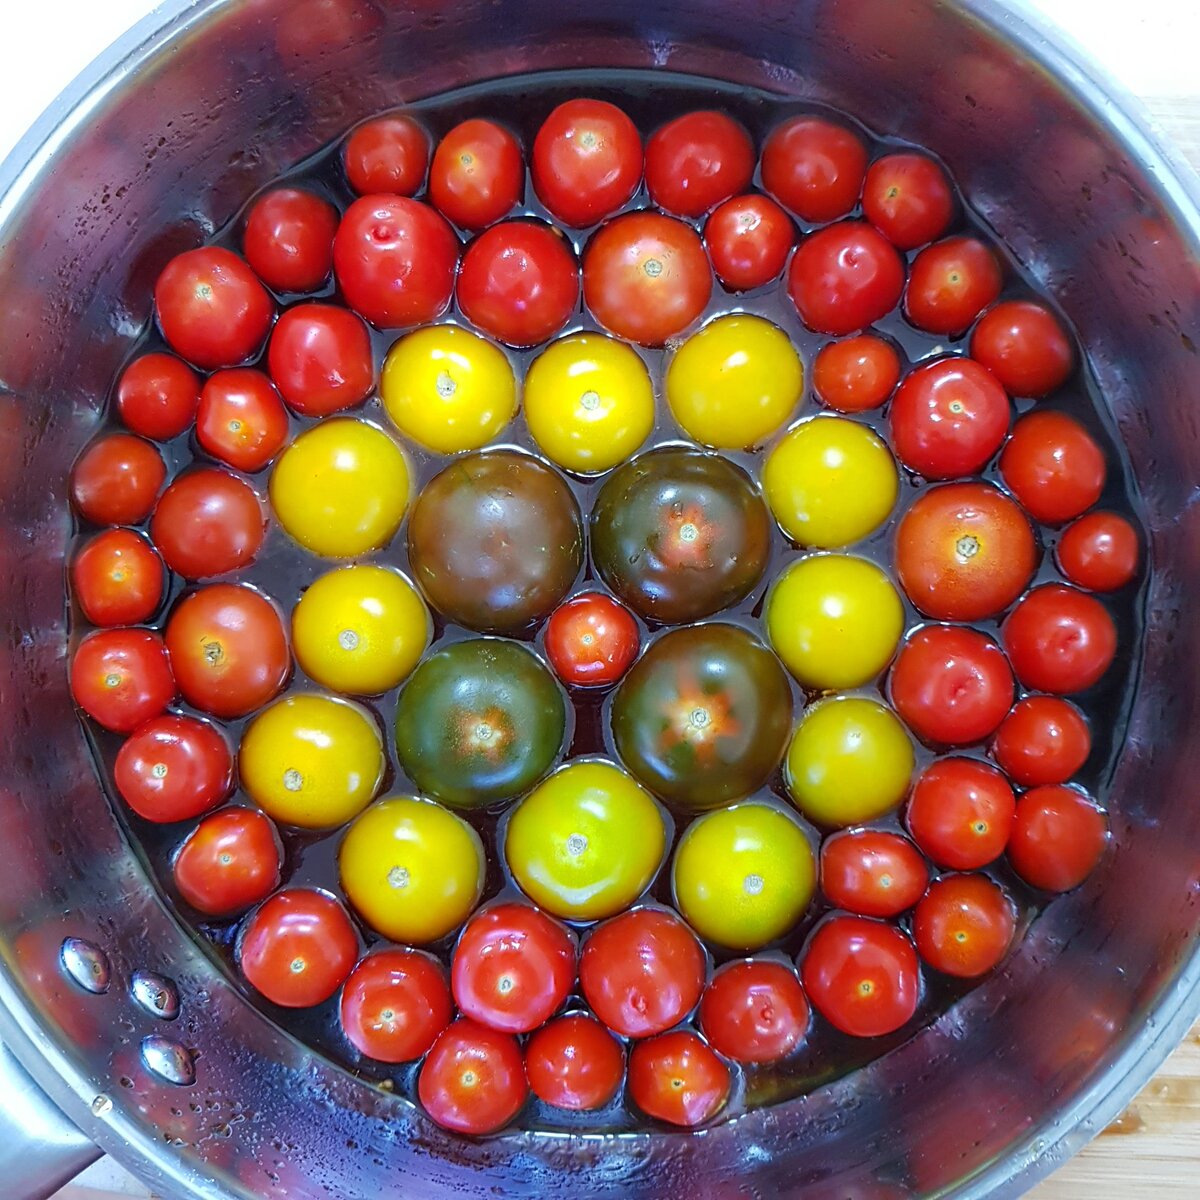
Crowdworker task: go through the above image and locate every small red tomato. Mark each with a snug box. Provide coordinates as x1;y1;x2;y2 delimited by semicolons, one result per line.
343;114;429;197
150;468;265;580
115;352;201;441
787;222;905;336
819;831;930;918
1008;785;1108;892
970;300;1073;397
999;411;1106;525
333;195;458;328
428;118;524;231
340;948;453;1063
456;221;579;347
580;908;706;1039
645;110;754;218
1057;511;1139;593
239;888;358;1008
544;593;639;688
800;915;920;1038
173;806;283;918
698;959;810;1063
704;193;794;291
906;758;1015;870
904;237;1002;335
71;628;174;733
628;1031;729;1127
114;713;233;823
72;529;164;627
992;695;1091;787
913;874;1015;978
1003;584;1116;694
71;434;167;526
761;116;868;223
196;369;290;472
242;187;339;294
154;247;275;370
525;1013;626;1111
267;303;374;415
812;334;901;413
532;99;643;229
862;152;955;250
418;1018;528;1135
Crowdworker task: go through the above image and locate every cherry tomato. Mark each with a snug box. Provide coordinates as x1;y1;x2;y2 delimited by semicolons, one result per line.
71;628;174;733
418;1018;527;1135
343;113;429;196
812;334;901;413
71;434;166;526
862;152;954;250
1008;785;1108;892
1057;511;1139;592
819;830;929;918
196;368;290;472
904;236;1003;335
71;529;164;627
645;110;754;217
992;695;1091;787
115;352;200;441
999;410;1106;525
172;806;282;918
627;1031;729;1127
761;115;867;223
544;593;639;687
525;1013;626;1111
1003;584;1116;694
150;468;265;580
698;959;810;1063
114;714;232;823
913;874;1015;978
242;187;339;294
267;302;374;415
970;299;1073;397
340;948;452;1063
583;212;711;346
428;118;523;230
905;758;1015;870
704;193;794;291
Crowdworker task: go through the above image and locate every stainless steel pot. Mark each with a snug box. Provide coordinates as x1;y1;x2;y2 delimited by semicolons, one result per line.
1;2;1198;1197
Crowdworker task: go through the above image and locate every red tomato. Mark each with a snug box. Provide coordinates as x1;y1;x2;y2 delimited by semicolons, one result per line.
812;334;901;413
72;529;164;627
544;593;639;688
889;358;1010;480
1057;511;1139;592
114;714;232;823
165;583;290;718
154;247;275;370
579;908;706;1039
704;193;794;291
799;915;920;1038
172;807;282;918
627;1031;729;1127
238;888;358;1007
787;222;905;336
343;114;429;197
428;119;524;231
418;1018;527;1134
1007;785;1108;892
645;110;754;218
149;468;266;580
340;948;453;1063
697;959;810;1063
761;116;868;223
267;303;374;415
71;434;166;526
196;369;290;472
332;195;458;328
992;695;1091;787
242;187;339;294
905;758;1015;870
583;212;711;346
999;410;1106;525
532;99;642;229
862;152;954;250
115;352;200;441
71;628;174;733
970;299;1073;397
525;1013;626;1110
1003;584;1116;695
456;221;579;347
819;830;930;918
904;237;1002;335
913;874;1015;978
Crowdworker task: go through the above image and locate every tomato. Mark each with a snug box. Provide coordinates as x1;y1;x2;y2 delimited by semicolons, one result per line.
905;758;1015;870
913;874;1015;978
819;830;929;918
154;247;274;369
196;369;290;472
904;236;1002;335
544;593;639;688
343;113;429;196
698;960;810;1063
645;110;754;217
590;447;770;624
525;1014;625;1110
627;1031;729;1127
340;948;452;1063
999;410;1106;525
267;302;374;415
812;334;902;413
665;314;803;450
164;583;290;718
862;152;954;250
1003;584;1116;694
456;220;579;347
1057;511;1139;592
451;903;576;1034
115;352;200;441
531;99;642;228
71;529;164;627
149;468;265;579
889;625;1014;746
339;795;485;943
800;915;920;1038
766;554;904;690
761;116;867;223
992;695;1091;787
672;803;816;950
71;434;166;526
704;193;794;291
583;212;711;346
970;299;1073;397
238;888;358;1008
70;628;174;733
504;760;666;921
114;714;232;823
332;195;458;328
428;118;523;230
1007;785;1107;892
895;482;1038;621
417;1018;527;1135
787;222;905;336
172;807;282;918
242;187;339;294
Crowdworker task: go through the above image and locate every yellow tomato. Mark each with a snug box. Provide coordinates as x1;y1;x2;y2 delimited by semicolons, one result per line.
766;554;904;690
380;325;517;454
270;419;410;559
239;693;384;829
665;314;803;450
672;803;816;950
762;416;898;548
505;760;666;921
523;333;655;473
784;697;915;827
339;794;485;943
292;565;430;695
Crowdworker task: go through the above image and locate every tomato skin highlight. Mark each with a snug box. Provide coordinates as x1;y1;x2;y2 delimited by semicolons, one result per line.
417;1018;528;1135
